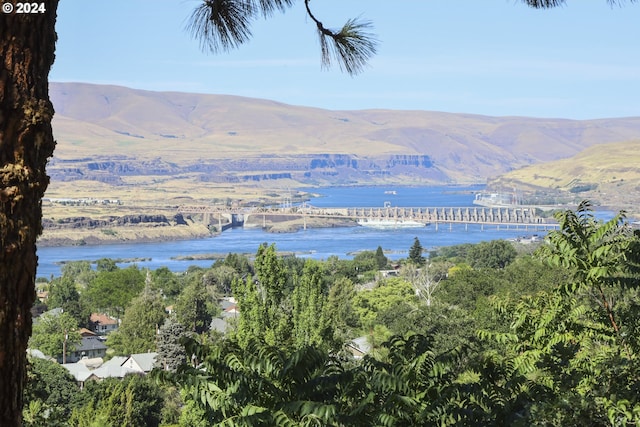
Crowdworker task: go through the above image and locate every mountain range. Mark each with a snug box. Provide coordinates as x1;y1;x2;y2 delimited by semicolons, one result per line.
48;82;640;189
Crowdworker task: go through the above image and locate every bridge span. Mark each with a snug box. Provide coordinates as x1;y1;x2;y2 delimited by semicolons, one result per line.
178;204;558;231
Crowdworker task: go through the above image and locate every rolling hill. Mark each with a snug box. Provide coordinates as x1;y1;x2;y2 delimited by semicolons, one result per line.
487;140;640;212
48;82;640;193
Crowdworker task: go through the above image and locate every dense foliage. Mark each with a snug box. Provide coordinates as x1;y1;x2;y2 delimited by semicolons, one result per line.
26;203;640;425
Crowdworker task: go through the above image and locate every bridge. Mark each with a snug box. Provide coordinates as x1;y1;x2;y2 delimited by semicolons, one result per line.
178;203;558;231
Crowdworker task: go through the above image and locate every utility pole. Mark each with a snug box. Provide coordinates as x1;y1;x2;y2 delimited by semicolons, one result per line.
62;330;68;364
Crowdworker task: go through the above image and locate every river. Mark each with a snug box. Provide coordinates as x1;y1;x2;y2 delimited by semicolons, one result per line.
36;185;549;278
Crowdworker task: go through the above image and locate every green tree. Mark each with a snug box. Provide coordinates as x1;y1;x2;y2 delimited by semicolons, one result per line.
60;260;96;288
498;254;569;297
408;236;425;266
178;400;209;427
375;245;388;269
175;276;217;334
83;266;146;318
102;375;163;427
469;203;640;425
351;250;381;283
291;259;331;349
326;277;359;343
159;338;355;426
440;267;502;312
214;252;253;276
156;318;189;372
325;255;360;281
352;277;416;328
203;265;238;296
23;356;77;426
95;258;117;272
151;266;182;301
46;276;85;326
29;312;81;362
539;201;639;338
160;333;465;426
106;288;166;355
232;244;292;348
467;239;517;269
70;375;164;427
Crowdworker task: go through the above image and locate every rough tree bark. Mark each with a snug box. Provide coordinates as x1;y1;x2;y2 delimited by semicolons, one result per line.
0;2;59;424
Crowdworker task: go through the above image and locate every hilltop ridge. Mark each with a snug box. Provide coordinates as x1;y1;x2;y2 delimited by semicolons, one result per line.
49;82;640;190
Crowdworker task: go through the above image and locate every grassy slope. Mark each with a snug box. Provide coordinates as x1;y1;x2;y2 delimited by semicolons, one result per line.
494;140;640;188
490;140;640;214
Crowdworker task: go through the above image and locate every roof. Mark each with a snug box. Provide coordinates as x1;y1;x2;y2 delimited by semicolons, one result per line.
79;328;97;337
127;353;158;372
78;357;104;369
27;349;55;361
347;336;372;358
74;337;107;353
219;299;236;310
33;307;64;324
62;362;97;382
222;305;239;318
92;356;136;379
90;313;119;325
210;317;229;333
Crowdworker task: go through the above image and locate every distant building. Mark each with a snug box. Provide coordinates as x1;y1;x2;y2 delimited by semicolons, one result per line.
79;328;97;337
346;336;371;359
67;336;107;363
62;362;99;390
62;352;159;389
121;353;158;373
89;313;119;335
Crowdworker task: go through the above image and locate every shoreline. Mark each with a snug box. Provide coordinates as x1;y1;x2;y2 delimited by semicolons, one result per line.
37;217;358;248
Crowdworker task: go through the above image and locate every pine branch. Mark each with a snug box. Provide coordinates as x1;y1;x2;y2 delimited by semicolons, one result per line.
186;0;254;53
304;0;378;76
249;0;295;17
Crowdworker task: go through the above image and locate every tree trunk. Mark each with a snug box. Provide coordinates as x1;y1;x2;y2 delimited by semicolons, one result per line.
0;2;58;424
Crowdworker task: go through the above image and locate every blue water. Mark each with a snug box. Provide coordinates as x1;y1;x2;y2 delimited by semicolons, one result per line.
35;185;547;278
305;185;484;208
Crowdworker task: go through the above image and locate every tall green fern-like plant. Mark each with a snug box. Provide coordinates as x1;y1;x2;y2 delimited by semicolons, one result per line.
539;200;637;337
155;333;466;426
471;202;640;425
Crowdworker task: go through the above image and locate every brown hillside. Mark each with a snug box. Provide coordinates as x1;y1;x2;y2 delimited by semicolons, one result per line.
488;140;640;213
49;82;640;188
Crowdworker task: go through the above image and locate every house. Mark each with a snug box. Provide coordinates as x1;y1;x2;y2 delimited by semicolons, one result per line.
33;307;63;324
62;362;99;390
63;352;160;387
220;298;239;318
91;356;136;379
346;336;371;359
121;352;158;373
79;328;97;337
89;313;119;335
27;348;55;362
67;336;107;363
222;305;239;319
209;298;240;333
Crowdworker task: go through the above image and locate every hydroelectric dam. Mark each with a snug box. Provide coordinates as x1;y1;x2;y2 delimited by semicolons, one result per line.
177;203;558;232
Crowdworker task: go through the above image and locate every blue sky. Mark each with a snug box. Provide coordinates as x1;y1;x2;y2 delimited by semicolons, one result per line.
51;1;640;119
